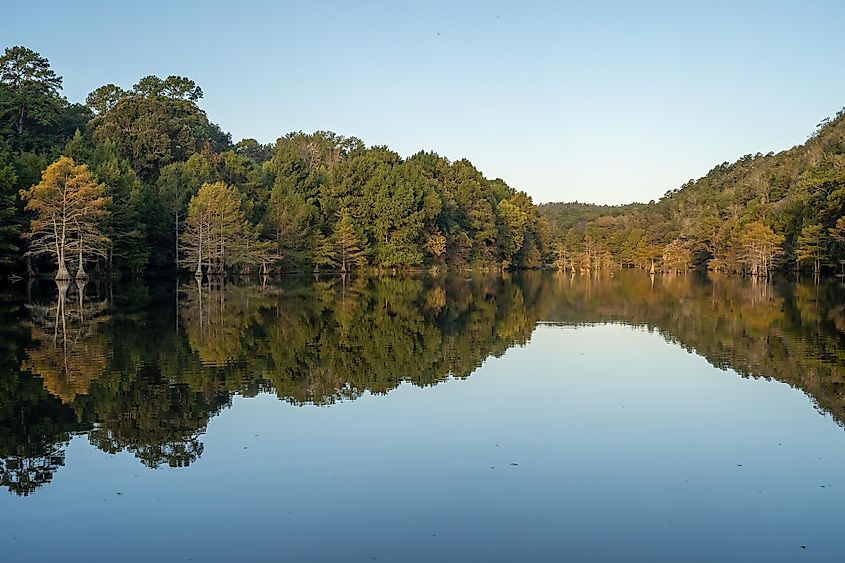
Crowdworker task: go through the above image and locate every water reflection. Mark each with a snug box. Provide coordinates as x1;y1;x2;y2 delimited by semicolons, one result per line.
2;271;845;495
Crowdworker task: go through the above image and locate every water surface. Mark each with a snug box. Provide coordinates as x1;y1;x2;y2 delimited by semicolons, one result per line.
2;272;845;561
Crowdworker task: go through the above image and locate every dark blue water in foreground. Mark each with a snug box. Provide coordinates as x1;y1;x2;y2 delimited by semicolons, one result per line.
1;272;844;561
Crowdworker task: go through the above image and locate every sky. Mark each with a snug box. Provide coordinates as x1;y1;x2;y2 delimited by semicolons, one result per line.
5;0;845;204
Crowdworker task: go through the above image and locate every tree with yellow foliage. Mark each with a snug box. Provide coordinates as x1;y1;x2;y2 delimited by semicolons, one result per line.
19;156;110;279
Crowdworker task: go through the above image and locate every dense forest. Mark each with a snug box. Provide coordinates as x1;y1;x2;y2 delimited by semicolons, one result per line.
0;46;549;279
4;44;845;280
540;111;845;276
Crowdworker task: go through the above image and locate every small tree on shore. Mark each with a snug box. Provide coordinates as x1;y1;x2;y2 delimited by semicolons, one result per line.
312;231;336;273
332;209;367;272
180;181;264;275
796;224;827;275
20;156;110;279
740;221;784;276
662;238;692;272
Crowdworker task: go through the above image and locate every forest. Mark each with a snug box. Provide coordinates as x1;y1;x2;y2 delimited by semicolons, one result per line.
0;46;548;279
3;44;845;280
540;111;845;276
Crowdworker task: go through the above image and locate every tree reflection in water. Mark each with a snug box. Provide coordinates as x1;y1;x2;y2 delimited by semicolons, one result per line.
2;271;845;495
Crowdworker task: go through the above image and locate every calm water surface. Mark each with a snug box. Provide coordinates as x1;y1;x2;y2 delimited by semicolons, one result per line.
2;271;845;562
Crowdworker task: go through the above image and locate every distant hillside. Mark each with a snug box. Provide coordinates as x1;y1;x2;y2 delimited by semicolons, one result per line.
538;202;645;231
542;109;845;274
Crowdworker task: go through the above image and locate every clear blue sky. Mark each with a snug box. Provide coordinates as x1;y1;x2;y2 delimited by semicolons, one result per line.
6;0;845;204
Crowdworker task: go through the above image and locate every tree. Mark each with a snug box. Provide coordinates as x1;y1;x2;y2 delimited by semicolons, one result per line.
20;156;110;279
662;239;692;272
332;209;367;272
829;216;845;248
359;161;439;268
87;142;149;272
90;75;228;180
0;143;19;265
740;221;784;276
157;158;208;267
796;224;827;275
133;75;203;101
424;231;447;262
85;84;126;115
180;181;264;275
267;184;314;270
312;231;336;272
0;46;63;139
496;199;527;268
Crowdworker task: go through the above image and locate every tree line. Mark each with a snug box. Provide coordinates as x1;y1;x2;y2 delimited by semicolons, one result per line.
540;110;845;277
0;46;549;279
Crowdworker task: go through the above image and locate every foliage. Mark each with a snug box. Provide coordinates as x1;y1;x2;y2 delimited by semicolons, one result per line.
0;45;553;276
541;108;845;275
19;156;110;279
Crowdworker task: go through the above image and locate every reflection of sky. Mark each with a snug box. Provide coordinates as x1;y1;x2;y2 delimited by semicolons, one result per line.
3;324;844;561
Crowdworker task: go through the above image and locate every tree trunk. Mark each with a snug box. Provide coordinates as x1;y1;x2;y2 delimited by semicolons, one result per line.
56;248;70;280
175;211;179;267
16;105;25;135
56;261;70;280
76;247;87;279
195;221;203;277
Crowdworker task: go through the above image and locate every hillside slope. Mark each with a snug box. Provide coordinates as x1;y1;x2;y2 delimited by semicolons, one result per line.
541;110;845;273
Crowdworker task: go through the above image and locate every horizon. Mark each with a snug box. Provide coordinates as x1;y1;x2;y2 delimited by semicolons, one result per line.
6;0;845;205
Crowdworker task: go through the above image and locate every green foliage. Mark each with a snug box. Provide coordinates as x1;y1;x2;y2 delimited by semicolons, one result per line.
0;142;20;264
0;46;88;155
796;224;827;273
541;109;845;274
89;77;229;181
332;209;367;271
268;185;314;270
0;45;550;276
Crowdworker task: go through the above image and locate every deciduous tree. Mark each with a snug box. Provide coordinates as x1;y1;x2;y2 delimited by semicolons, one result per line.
20;156;110;279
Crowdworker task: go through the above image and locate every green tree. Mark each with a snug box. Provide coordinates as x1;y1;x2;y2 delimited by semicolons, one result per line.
180;181;264;275
0;143;19;265
333;209;367;272
85;84;126;115
496;199;527;267
312;231;336;272
90;76;229;181
267;184;314;270
0;46;63;142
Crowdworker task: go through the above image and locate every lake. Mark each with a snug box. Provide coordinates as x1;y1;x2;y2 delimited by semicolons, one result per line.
2;271;845;562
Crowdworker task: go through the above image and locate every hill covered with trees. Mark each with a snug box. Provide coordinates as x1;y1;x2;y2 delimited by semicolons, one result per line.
0;46;549;278
540;110;845;276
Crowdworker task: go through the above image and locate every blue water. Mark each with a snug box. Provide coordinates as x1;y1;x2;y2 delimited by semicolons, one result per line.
3;320;842;562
